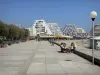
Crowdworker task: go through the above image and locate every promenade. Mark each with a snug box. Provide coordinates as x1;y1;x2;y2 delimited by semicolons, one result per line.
0;40;100;75
57;39;100;60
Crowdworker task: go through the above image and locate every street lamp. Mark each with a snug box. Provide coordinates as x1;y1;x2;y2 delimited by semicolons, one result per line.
90;11;97;64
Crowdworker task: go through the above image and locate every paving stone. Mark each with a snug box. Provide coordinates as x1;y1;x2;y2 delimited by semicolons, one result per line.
47;64;65;74
0;61;24;67
0;70;18;75
0;56;29;60
33;58;45;64
27;63;46;74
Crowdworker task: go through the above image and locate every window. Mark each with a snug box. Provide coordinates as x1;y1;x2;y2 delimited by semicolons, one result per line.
41;27;45;32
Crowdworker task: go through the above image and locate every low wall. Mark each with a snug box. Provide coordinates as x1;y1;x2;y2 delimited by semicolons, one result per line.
53;41;100;66
74;50;100;66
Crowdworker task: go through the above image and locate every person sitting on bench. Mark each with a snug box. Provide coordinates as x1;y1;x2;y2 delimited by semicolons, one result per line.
60;43;67;52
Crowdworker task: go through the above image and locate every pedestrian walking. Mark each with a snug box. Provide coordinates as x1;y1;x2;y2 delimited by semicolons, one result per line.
71;42;75;52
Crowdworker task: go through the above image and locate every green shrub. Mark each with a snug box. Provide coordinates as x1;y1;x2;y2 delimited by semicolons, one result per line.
8;41;12;45
0;40;3;44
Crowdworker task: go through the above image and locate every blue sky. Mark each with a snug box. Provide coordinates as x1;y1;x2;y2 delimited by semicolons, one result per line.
0;0;100;32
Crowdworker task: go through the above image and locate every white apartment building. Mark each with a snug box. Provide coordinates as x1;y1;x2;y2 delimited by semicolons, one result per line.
26;28;34;36
32;19;52;36
76;28;85;33
27;19;63;36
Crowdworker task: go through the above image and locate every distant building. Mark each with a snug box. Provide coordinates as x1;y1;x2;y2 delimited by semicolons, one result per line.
90;24;100;36
26;28;34;36
76;28;85;33
26;19;63;36
63;24;77;36
32;19;52;36
47;23;63;35
76;28;88;38
76;33;88;38
63;24;88;38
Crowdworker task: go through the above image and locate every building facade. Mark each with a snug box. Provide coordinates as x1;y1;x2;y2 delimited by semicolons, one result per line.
76;28;85;33
26;19;63;36
32;19;52;36
26;28;34;36
90;24;100;36
76;28;88;38
63;24;77;36
47;23;63;35
76;33;88;38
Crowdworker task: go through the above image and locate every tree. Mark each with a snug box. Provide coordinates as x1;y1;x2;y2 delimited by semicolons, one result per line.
8;24;20;40
0;21;9;39
24;29;29;38
0;20;28;41
19;28;25;40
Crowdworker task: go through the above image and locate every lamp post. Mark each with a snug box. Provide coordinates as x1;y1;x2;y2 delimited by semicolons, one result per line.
90;11;97;64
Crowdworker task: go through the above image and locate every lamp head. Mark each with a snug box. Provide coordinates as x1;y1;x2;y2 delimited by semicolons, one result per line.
90;11;97;21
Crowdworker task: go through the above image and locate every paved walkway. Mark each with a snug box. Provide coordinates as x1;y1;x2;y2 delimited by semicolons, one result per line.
0;40;100;75
0;41;40;75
